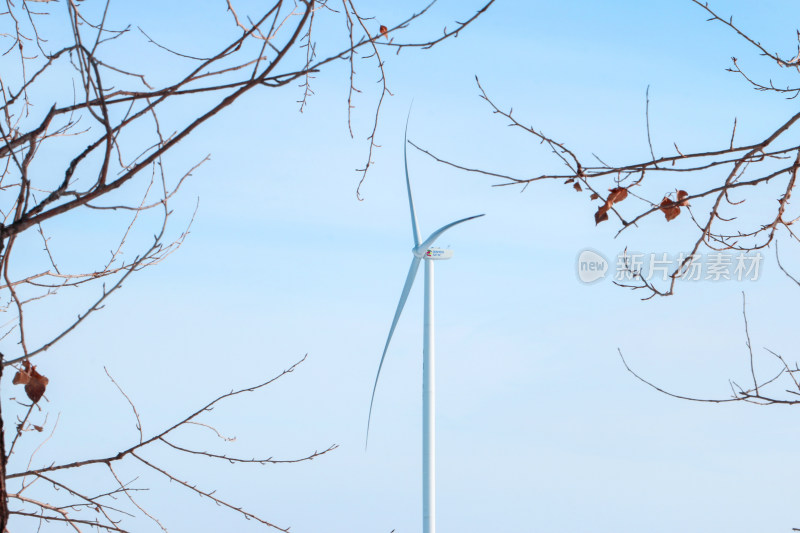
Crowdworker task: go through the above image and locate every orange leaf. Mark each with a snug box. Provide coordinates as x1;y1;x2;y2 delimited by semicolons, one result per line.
659;197;681;222
590;193;599;200
677;189;690;207
379;25;388;38
573;182;582;192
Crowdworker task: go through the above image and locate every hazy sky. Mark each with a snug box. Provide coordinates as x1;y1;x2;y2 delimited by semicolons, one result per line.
9;1;800;532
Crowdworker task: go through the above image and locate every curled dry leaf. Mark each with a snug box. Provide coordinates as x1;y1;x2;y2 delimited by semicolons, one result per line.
12;360;49;403
594;186;629;225
607;187;628;204
677;189;690;207
590;193;600;200
573;182;582;192
659;197;681;221
379;25;388;38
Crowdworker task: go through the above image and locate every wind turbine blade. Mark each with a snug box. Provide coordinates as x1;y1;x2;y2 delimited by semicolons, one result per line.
404;112;422;248
418;214;485;252
366;255;422;449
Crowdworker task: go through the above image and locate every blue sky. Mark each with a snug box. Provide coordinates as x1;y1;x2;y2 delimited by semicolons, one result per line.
7;1;800;531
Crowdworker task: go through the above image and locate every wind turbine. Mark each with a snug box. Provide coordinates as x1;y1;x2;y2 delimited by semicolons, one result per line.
366;118;484;533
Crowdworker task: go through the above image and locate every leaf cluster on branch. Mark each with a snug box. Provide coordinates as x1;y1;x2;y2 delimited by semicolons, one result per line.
415;0;800;299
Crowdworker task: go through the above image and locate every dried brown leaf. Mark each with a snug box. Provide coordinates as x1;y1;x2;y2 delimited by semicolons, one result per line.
659;197;681;222
12;370;27;386
13;360;49;403
607;187;628;205
592;186;628;224
594;205;609;225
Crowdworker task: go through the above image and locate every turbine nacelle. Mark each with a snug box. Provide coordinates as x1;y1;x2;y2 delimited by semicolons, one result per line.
414;247;453;260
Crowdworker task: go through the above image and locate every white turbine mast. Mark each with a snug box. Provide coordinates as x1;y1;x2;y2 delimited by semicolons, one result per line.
366;116;484;533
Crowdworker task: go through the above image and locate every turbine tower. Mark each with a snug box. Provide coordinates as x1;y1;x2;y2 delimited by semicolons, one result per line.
366;118;483;533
